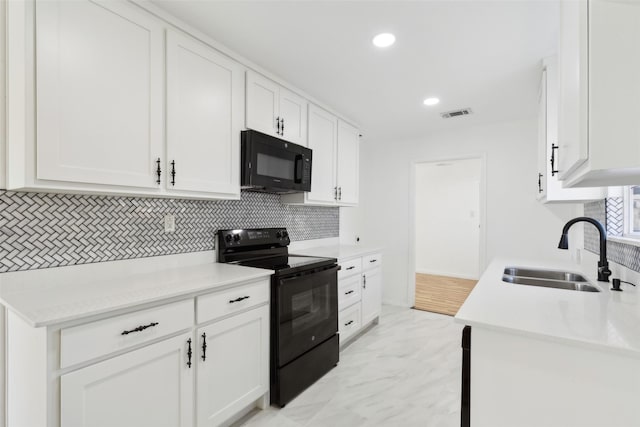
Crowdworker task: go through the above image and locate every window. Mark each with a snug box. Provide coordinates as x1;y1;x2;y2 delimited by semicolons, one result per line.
624;185;640;237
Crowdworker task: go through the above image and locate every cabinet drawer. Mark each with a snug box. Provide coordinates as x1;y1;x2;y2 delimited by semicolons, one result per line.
197;279;270;324
338;303;361;344
363;253;382;271
339;274;361;310
338;257;362;279
61;299;193;369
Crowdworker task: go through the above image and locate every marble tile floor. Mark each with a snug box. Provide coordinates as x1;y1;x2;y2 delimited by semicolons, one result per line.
237;305;463;427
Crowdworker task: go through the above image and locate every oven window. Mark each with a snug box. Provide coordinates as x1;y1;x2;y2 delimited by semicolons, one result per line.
257;153;294;180
290;285;330;334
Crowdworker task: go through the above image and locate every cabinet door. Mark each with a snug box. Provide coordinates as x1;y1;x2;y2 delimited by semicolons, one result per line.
557;0;589;179
336;120;360;205
536;69;548;200
306;104;338;204
166;30;242;197
36;0;163;189
279;87;307;145
61;333;194;427
197;305;269;427
246;71;279;137
361;268;382;326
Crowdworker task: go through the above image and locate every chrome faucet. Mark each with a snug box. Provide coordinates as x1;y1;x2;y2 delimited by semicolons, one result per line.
558;217;611;282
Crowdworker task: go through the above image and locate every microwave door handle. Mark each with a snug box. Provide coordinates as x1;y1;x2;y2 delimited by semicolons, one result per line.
294;154;304;184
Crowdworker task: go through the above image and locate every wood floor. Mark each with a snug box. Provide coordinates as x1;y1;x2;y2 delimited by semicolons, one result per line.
414;273;477;316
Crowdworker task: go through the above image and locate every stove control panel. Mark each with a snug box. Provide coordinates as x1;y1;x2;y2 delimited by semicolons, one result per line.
218;228;290;250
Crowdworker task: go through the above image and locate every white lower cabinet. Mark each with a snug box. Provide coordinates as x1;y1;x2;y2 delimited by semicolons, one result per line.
5;278;271;427
336;252;382;347
196;305;269;427
361;267;382;326
61;332;194;427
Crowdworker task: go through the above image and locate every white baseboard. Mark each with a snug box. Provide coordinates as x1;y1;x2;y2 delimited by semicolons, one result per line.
415;268;478;281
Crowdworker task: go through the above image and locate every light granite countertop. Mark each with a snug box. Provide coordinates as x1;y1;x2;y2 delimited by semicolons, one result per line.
455;257;640;356
0;252;273;327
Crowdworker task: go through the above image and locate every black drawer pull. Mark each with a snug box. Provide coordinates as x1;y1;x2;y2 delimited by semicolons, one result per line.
229;296;250;304
345;290;354;295
346;266;356;270
121;322;158;335
201;332;207;361
344;320;354;326
369;259;377;263
187;338;192;368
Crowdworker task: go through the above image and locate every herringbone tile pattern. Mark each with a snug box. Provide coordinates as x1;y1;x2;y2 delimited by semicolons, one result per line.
584;198;640;273
0;190;339;273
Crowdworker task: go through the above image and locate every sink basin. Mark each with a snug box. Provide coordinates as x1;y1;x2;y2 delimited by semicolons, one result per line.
503;267;588;283
502;274;600;292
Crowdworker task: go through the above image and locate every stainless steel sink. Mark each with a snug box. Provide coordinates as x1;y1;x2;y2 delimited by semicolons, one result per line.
502;274;600;292
503;267;589;283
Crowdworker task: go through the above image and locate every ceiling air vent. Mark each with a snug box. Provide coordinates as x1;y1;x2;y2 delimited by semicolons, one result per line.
441;108;473;119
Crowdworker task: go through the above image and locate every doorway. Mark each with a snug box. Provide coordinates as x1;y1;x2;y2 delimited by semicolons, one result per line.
411;157;484;315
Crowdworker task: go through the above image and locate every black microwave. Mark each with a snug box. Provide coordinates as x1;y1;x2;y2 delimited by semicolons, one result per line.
241;130;312;193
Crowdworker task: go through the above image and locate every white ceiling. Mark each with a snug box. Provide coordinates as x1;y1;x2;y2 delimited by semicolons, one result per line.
150;0;560;143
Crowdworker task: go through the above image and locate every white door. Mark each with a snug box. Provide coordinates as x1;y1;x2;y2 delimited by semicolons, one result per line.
246;71;279;137
361;268;382;325
306;104;338;204
196;305;269;427
415;159;481;279
61;333;194;427
278;87;307;145
557;0;589;179
166;30;242;197
36;0;163;189
336;120;360;205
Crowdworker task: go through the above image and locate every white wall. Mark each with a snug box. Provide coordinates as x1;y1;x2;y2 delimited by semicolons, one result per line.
415;159;481;279
354;118;583;306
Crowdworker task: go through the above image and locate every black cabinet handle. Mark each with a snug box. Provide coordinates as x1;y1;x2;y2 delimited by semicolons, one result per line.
201;332;207;362
363;274;367;289
276;117;281;135
345;290;354;295
334;187;338;200
338;187;342;200
229;296;250;304
187;338;193;368
171;160;176;186
346;266;355;271
156;158;161;185
344;320;354;326
281;118;284;135
121;322;158;335
538;173;543;193
369;259;377;263
550;144;559;176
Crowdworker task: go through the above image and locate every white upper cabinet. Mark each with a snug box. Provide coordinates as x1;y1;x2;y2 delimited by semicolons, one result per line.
282;105;360;206
537;57;604;203
336;120;360;205
246;71;307;145
558;0;640;187
166;30;242;198
306;104;339;204
35;0;163;190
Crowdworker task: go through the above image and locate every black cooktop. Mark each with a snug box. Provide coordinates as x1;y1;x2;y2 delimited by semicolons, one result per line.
232;254;336;276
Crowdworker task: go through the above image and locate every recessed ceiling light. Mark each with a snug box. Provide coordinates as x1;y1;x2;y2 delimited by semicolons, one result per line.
372;33;395;48
423;97;440;106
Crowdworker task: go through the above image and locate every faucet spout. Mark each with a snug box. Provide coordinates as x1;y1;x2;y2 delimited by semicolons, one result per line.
558;217;611;282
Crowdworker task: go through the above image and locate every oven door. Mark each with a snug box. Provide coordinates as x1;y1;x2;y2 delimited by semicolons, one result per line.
276;265;339;366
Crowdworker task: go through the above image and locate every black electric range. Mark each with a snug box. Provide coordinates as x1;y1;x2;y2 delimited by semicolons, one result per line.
217;228;340;407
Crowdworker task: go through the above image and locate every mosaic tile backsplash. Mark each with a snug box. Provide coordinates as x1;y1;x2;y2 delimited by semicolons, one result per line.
584;198;640;273
0;190;339;273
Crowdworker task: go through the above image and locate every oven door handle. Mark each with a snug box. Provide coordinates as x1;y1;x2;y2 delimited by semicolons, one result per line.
278;265;340;286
